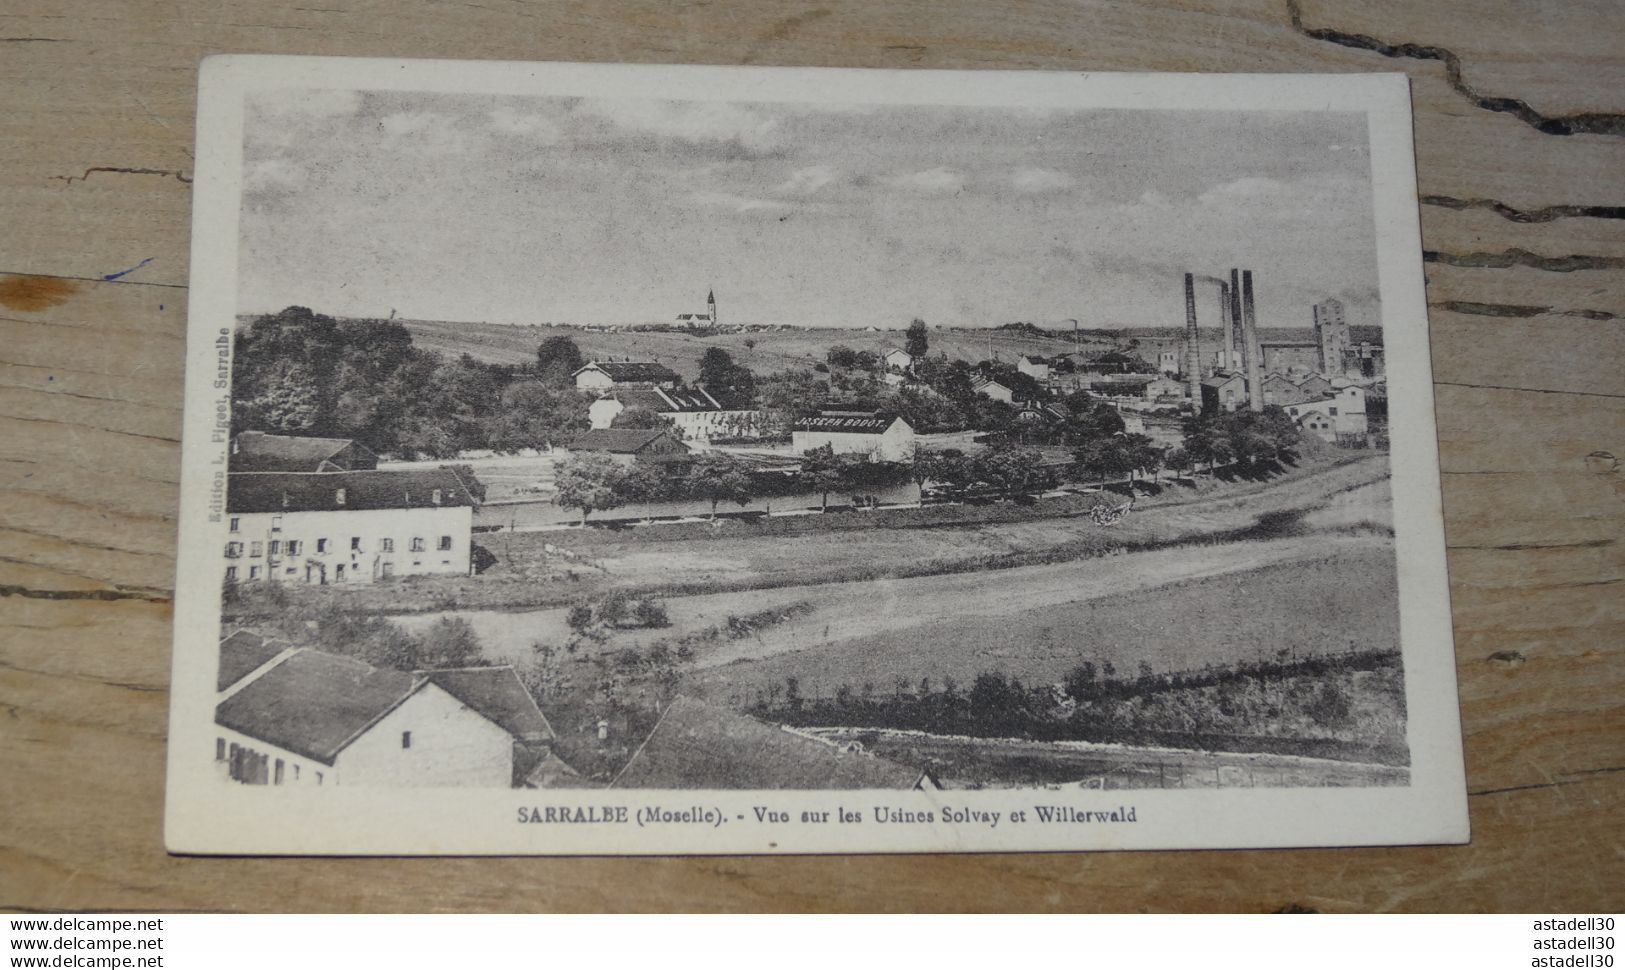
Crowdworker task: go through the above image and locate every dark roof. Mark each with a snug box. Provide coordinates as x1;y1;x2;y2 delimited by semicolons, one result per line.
569;428;690;454
793;411;907;435
215;650;420;765
230;432;377;473
610;697;932;790
217;630;292;692
1021;355;1048;364
609;386;722;414
575;361;680;384
1201;374;1244;388
226;467;476;514
419;667;554;743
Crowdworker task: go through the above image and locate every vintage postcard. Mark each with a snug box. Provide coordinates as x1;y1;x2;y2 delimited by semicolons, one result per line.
165;56;1468;854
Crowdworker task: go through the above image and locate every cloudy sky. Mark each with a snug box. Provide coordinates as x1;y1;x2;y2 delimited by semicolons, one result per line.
239;88;1380;331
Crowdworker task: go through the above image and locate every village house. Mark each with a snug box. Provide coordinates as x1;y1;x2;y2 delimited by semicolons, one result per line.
1283;385;1369;439
213;645;555;789
792;410;916;463
1157;350;1180;375
970;375;1015;403
224;464;477;585
1261;373;1316;407
609;696;940;790
572;360;682;391
880;347;915;373
1016;354;1051;382
1200;372;1248;414
1141;374;1185;402
1120;410;1186;450
229;430;378;473
564;427;691;465
586;386;764;441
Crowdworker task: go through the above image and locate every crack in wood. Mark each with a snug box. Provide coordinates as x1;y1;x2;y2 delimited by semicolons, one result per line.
1429;300;1621;321
50;166;192;187
0;583;171;603
1420;196;1625;223
1424;249;1625;273
1286;0;1625;137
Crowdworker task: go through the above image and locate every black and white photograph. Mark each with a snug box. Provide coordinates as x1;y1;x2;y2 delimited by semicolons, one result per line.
166;58;1466;854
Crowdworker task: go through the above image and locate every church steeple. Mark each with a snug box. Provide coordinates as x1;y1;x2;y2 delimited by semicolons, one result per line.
707;287;717;326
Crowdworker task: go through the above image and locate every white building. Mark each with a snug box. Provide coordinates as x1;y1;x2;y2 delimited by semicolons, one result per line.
881;348;915;372
214;645;555;788
1283;385;1369;438
971;375;1015;403
587;385;765;441
1016;355;1051;382
224;466;477;585
792;411;916;463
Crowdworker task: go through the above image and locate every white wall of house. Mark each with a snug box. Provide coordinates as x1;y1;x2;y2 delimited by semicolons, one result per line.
1016;357;1050;381
792;419;915;463
1284;386;1368;435
587;397;624;430
337;685;513;788
974;381;1014;404
668;409;764;441
574;368;617;390
224;505;473;586
213;724;332;787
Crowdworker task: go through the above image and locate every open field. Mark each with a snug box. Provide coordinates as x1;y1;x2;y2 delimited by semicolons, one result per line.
804;728;1409;789
399;317;1115;378
683;536;1398;703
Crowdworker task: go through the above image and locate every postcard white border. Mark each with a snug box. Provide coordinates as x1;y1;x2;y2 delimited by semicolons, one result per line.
166;56;1468;855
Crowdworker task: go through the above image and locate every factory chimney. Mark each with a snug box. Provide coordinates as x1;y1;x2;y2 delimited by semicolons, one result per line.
1241;269;1264;412
1218;282;1234;374
1228;268;1244;373
1182;273;1200;403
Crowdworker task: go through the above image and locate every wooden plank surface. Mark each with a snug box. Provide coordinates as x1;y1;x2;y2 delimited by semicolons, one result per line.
1;0;1620;912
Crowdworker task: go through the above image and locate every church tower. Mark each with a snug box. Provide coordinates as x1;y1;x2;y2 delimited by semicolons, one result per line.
707;288;717;327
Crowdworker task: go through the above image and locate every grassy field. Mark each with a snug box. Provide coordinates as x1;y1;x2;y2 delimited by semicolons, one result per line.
683;539;1399;705
400;318;1114;378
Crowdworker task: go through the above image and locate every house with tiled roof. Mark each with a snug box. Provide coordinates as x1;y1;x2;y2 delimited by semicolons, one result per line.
791;410;915;463
223;451;479;585
564;428;691;465
228;431;378;473
572;360;681;390
609;696;939;790
213;643;559;789
586;385;765;442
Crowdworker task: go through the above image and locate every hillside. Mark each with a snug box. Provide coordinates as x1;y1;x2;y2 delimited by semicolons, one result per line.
396;318;1116;379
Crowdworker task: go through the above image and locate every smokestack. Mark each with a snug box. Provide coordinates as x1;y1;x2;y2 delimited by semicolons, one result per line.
1241;269;1263;413
1183;273;1200;403
1218;282;1234;374
1228;269;1244;372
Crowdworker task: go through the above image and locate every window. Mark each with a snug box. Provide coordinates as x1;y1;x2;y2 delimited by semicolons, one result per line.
351;536;361;552
335;488;346;506
286;540;302;556
250;541;263;557
1328;407;1338;416
268;540;281;555
316;538;328;554
229;517;240;533
315;771;323;785
431;489;442;504
293;764;300;781
381;563;394;578
401;731;412;749
248;566;261;580
225;542;243;559
380;538;394;553
410;537;426;553
271;515;283;533
274;759;284;785
225;566;238;582
335;564;345;580
216;738;225;761
438;535;453;551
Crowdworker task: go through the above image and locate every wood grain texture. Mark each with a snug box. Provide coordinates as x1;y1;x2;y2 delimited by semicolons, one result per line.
1;0;1620;913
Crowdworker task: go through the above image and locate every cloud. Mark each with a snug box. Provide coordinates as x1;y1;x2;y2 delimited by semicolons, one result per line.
1010;167;1075;193
575;99;780;153
488;106;561;142
687;190;791;214
888;167;965;194
775;165;837;196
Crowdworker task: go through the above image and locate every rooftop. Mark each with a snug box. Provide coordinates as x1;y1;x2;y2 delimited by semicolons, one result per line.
610;696;933;790
229;431;377;473
793;411;906;435
575;361;681;384
226;467;477;514
217;630;292;692
215;650;420;765
419;667;554;743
